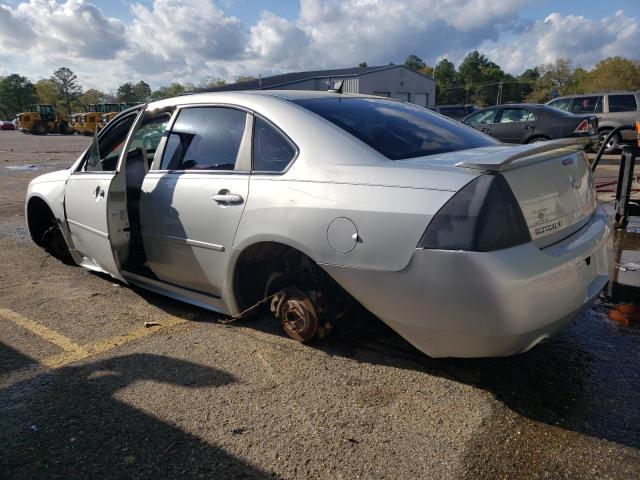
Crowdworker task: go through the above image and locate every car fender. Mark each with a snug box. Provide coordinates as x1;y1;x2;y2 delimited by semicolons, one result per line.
25;169;72;226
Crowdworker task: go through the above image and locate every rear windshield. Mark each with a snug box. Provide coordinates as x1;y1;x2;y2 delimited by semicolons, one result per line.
537;104;574;116
293;97;497;160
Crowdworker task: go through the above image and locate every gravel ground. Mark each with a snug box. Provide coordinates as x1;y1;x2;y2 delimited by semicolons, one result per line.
0;130;639;479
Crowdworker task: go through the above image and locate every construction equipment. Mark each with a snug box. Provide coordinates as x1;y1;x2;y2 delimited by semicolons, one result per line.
97;103;125;131
15;105;72;135
74;104;100;136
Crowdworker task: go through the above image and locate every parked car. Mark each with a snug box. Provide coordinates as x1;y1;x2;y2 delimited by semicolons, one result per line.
546;91;640;152
432;104;477;120
462;103;598;145
0;120;16;130
25;92;612;358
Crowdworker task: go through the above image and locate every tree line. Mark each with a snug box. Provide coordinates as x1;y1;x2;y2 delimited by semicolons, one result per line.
1;53;639;119
0;68;255;119
402;52;640;106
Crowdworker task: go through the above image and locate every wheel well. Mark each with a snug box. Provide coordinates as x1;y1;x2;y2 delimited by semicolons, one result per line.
232;242;351;313
27;197;56;247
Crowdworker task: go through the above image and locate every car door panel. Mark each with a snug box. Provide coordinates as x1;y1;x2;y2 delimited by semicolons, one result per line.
491;108;536;143
140;173;249;296
139;106;252;297
464;109;497;137
64;110;143;277
65;173;118;273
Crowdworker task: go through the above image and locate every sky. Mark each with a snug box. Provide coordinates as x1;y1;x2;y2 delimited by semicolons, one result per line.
0;0;639;92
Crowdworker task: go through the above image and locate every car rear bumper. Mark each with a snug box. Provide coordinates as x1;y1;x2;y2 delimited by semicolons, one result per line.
322;206;613;358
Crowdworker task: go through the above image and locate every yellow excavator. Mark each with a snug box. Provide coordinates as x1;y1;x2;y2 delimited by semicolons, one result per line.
98;103;139;131
15;105;72;135
97;103;124;131
74;104;101;136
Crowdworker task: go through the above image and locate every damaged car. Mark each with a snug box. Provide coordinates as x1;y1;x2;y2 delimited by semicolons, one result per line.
25;91;613;358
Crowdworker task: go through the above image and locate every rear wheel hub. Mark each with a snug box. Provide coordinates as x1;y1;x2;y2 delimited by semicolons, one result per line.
270;289;318;342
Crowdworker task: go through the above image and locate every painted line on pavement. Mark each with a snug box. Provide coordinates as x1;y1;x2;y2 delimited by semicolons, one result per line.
0;307;87;355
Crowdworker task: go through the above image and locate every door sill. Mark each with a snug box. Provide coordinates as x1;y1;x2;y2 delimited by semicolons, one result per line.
121;270;226;314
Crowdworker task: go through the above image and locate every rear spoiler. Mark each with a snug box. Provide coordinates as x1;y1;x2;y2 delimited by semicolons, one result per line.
455;137;591;172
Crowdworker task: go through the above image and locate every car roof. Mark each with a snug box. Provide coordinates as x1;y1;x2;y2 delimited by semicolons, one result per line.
144;90;394;112
551;91;640;100
472;103;543;110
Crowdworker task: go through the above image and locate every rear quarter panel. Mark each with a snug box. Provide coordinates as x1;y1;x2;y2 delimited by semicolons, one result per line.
233;174;456;272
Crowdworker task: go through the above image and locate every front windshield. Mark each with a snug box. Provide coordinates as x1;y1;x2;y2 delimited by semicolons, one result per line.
294;97;497;160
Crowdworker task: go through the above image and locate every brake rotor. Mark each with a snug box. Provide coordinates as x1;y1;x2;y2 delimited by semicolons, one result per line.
270;288;318;342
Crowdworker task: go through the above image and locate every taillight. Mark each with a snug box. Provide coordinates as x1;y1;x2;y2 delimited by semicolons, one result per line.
574;119;589;133
418;174;531;251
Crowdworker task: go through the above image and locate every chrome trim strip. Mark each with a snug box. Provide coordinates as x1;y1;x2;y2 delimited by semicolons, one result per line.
144;231;225;252
67;219;109;239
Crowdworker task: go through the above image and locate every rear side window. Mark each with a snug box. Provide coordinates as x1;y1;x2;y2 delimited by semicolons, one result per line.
465;109;497;125
499;108;536;123
608;94;637;112
571;96;603;114
160;107;246;171
252;117;296;172
294;98;497;160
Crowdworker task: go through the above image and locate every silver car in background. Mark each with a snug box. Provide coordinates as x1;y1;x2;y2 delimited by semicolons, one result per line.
25;91;612;358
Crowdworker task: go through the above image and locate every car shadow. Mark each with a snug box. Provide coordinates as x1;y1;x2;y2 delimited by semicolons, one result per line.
131;283;640;450
0;353;273;479
0;342;38;376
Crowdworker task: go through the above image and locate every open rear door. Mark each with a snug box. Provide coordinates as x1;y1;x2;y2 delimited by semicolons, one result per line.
64;107;146;279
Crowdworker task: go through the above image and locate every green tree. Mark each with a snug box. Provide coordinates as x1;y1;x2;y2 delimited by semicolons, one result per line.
404;54;426;72
433;58;459;104
35;79;61;107
358;62;368;69
571;67;588;93
458;51;486;103
456;51;507;105
526;59;574;102
204;77;227;89
583;57;640;92
150;83;185;101
233;74;256;83
132;81;151;102
78;88;107;106
0;74;38;119
116;82;136;102
51;67;82;116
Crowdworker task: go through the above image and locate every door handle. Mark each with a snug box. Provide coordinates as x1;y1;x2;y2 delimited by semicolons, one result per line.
480;127;491;132
94;186;105;199
212;193;244;205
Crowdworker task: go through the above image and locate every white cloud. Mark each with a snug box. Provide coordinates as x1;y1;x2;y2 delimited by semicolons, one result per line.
247;11;311;66
0;0;639;91
480;10;640;73
8;0;127;60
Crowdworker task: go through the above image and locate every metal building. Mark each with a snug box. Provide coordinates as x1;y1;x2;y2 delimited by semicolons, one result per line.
210;65;436;108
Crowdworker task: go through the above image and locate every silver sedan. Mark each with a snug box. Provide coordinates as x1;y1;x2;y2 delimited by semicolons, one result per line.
25;91;613;357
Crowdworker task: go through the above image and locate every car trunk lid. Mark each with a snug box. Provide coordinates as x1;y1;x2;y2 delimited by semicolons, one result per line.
456;139;598;248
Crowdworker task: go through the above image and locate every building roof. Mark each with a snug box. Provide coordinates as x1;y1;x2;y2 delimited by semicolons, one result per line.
207;65;432;92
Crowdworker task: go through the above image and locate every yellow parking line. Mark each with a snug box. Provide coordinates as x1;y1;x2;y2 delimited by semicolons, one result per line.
0;313;189;389
41;316;188;368
0;307;87;355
